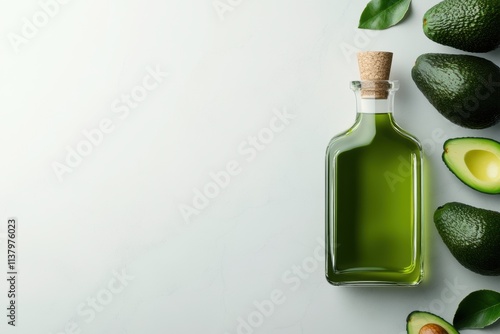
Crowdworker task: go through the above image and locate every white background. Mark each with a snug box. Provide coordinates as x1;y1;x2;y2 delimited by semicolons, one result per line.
0;0;499;333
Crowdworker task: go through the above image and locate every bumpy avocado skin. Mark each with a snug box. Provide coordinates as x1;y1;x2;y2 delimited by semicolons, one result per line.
434;202;500;276
412;53;500;129
423;0;500;52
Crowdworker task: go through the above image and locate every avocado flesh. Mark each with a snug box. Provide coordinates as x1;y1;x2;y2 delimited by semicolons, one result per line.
412;53;500;129
407;311;459;334
443;137;500;194
434;202;500;276
423;0;500;52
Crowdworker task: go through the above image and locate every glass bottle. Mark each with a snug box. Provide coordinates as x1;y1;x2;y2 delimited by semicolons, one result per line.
325;52;423;286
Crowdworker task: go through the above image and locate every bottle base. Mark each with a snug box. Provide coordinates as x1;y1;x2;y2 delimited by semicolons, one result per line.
325;268;423;287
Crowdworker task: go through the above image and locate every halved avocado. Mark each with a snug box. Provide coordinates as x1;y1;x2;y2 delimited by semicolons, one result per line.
407;311;459;334
443;137;500;194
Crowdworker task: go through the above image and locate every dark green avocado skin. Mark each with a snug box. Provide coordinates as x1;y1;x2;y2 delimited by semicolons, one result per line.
442;137;500;194
412;53;500;129
434;202;500;276
423;0;500;52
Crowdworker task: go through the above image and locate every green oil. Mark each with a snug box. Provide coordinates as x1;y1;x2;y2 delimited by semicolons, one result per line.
325;112;423;286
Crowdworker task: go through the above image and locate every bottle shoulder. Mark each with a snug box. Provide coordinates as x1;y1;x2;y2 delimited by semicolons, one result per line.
325;126;359;155
326;119;365;148
326;121;423;157
326;129;351;148
325;124;369;157
390;122;423;150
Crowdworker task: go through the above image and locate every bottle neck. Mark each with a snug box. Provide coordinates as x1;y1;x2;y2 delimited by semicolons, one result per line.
351;80;398;114
355;93;395;114
350;112;396;139
355;112;395;126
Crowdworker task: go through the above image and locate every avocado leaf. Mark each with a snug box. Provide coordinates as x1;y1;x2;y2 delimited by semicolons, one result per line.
453;290;500;329
358;0;411;30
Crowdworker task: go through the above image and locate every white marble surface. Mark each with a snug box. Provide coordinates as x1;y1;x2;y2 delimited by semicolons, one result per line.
0;0;499;333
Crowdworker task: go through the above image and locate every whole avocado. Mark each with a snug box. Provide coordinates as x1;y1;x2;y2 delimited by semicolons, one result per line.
412;53;500;129
434;202;500;276
423;0;500;52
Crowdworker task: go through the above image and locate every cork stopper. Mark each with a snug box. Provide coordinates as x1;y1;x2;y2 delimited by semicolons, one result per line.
357;51;393;99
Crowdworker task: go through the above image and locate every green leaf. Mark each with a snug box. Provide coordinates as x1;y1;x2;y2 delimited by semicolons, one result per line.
358;0;411;30
453;290;500;330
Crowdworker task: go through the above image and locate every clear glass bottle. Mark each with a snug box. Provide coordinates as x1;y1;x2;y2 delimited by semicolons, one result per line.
325;52;423;286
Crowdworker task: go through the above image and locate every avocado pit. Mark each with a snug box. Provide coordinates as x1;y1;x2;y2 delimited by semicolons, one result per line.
419;323;449;334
